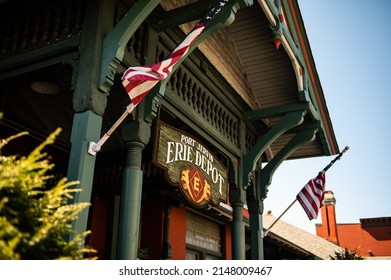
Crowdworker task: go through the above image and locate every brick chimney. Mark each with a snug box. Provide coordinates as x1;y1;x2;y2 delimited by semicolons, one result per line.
317;190;339;245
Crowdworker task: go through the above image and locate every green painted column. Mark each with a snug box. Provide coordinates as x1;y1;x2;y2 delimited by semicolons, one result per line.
246;173;264;260
247;125;318;259
67;111;102;242
66;0;113;244
117;140;145;259
243;106;308;260
117;119;151;259
249;214;263;259
230;186;246;260
228;157;246;260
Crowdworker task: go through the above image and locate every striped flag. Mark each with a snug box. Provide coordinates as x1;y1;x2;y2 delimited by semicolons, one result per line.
296;171;326;220
121;0;229;107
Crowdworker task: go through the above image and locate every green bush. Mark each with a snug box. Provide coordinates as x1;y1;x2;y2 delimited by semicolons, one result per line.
330;247;363;260
0;122;95;259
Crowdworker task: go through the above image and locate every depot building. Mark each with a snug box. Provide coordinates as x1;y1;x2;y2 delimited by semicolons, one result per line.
0;0;339;259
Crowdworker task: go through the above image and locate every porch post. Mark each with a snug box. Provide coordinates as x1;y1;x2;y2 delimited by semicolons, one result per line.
230;185;246;260
246;172;264;260
66;0;113;242
229;157;246;260
116;120;151;259
242;104;308;260
67;111;102;241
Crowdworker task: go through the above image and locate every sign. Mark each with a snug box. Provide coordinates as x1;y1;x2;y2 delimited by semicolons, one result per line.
154;122;228;208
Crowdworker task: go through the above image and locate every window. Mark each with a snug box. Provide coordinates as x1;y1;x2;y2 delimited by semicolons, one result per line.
186;211;222;259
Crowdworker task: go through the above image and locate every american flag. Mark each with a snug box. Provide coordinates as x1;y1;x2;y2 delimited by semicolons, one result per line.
121;0;229;107
296;171;326;220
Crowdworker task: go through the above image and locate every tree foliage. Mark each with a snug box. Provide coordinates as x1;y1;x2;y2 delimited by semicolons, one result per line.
0;123;95;259
330;247;363;260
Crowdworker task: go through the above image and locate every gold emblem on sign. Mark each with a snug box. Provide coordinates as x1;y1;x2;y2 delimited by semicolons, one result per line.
180;168;211;205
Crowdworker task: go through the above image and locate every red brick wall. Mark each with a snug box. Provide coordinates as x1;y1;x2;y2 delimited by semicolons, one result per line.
328;206;338;244
317;220;391;257
335;224;362;252
337;223;391;257
316;202;391;257
318;204;339;244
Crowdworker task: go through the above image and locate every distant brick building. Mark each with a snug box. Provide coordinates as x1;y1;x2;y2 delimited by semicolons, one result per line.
316;191;391;258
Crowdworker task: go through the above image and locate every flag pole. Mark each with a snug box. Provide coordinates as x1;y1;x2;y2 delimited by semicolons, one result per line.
261;146;349;238
261;199;297;238
88;103;135;156
322;146;349;172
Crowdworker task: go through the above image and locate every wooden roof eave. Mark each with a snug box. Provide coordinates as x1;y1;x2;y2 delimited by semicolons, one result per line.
286;0;339;155
255;0;339;156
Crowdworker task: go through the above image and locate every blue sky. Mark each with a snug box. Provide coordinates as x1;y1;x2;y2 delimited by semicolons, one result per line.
263;0;391;234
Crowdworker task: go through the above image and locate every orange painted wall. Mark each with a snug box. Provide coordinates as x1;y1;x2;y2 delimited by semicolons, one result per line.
166;206;233;260
224;224;232;260
167;206;187;260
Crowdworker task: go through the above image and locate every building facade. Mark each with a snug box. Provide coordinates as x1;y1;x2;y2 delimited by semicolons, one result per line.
316;191;391;259
0;0;339;259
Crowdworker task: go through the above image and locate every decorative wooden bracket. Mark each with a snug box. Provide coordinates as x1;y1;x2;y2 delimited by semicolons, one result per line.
259;122;320;200
242;103;309;190
98;0;161;94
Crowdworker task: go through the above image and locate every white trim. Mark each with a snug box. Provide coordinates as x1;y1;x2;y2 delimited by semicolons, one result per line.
281;35;304;91
258;0;277;26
